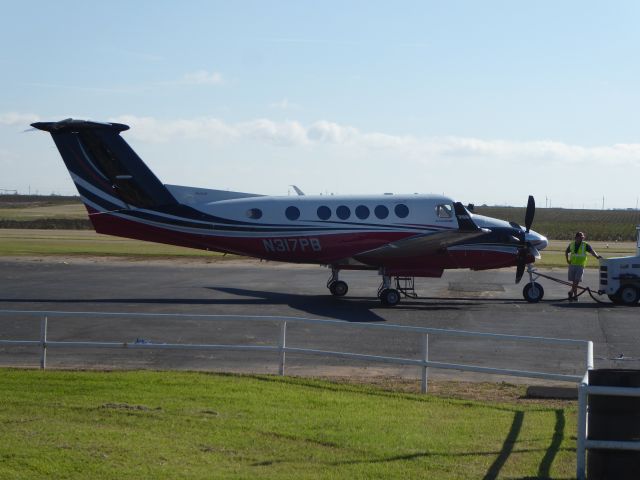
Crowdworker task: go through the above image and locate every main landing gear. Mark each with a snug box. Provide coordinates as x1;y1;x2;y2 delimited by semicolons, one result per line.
377;274;401;306
522;264;544;303
327;267;413;307
327;267;348;297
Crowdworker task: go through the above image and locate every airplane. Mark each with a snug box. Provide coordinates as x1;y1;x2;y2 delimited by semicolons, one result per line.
31;118;549;306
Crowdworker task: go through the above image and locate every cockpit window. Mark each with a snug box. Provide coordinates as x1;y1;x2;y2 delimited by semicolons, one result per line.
436;204;453;219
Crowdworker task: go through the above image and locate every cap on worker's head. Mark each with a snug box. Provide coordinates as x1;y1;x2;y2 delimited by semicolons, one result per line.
576;231;585;238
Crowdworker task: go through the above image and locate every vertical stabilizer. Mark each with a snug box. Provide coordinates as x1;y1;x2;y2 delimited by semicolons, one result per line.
32;119;178;211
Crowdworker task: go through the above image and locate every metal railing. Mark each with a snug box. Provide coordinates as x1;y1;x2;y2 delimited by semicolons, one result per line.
576;372;640;479
0;309;593;393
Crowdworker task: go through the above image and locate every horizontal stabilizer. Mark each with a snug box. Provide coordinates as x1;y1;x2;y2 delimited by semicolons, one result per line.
32;119;129;133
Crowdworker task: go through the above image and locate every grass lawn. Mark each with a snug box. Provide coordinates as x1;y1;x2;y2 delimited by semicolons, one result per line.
0;229;232;259
0;230;636;269
0;370;577;480
536;240;635;269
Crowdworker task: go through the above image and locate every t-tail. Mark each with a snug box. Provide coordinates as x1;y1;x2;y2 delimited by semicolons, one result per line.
32;119;179;217
32;118;263;251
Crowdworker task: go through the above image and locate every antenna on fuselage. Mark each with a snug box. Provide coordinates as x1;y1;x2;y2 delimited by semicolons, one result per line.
290;185;305;196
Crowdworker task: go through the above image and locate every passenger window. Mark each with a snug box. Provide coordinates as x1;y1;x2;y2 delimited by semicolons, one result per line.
285;206;300;221
336;205;351;220
355;205;370;220
246;208;263;219
317;206;331;220
374;205;389;219
394;204;409;218
436;204;453;219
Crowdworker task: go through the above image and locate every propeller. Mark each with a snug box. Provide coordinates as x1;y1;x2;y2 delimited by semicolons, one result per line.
515;195;535;284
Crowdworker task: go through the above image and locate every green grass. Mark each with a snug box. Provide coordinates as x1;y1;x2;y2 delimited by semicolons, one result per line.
536;240;636;269
0;229;232;259
1;230;635;269
0;370;577;479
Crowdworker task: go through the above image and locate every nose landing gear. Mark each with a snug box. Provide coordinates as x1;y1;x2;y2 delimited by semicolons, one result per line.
522;264;544;303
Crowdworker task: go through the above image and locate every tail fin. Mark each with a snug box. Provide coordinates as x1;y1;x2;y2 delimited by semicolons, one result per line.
32;119;178;211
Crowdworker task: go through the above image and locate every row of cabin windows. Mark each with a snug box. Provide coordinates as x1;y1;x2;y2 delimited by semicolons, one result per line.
245;203;453;221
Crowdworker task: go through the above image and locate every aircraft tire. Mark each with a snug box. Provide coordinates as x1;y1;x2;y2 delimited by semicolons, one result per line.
329;280;348;297
523;282;544;303
617;285;640;305
380;288;401;306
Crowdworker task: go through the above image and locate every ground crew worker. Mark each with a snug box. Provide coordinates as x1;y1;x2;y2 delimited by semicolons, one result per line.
565;231;602;301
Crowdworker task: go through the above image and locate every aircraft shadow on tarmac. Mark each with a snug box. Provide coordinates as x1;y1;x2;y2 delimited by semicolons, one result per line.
0;286;502;323
0;289;610;324
206;287;491;322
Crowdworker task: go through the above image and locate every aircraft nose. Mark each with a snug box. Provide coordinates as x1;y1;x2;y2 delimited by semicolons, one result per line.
526;230;549;250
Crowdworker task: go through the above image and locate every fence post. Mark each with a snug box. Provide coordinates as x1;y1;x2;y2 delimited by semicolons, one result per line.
40;316;48;370
576;381;588;480
421;334;429;394
278;320;287;376
586;341;594;370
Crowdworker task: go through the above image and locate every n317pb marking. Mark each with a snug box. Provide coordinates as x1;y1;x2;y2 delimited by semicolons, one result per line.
263;238;322;253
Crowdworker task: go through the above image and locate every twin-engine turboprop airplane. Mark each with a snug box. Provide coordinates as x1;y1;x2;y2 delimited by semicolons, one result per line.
32;118;549;306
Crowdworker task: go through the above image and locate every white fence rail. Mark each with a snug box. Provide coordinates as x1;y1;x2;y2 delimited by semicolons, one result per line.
0;309;593;393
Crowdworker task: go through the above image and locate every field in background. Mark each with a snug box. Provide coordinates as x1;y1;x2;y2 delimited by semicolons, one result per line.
0;195;638;266
2;194;639;240
0;195;89;229
0;369;577;479
475;205;640;241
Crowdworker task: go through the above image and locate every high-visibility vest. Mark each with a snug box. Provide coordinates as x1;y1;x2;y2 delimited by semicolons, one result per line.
569;241;588;266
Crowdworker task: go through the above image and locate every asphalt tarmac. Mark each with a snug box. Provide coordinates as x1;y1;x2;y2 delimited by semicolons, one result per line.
0;258;638;384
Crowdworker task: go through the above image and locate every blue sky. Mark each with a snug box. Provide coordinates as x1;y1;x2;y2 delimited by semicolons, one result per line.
2;1;640;208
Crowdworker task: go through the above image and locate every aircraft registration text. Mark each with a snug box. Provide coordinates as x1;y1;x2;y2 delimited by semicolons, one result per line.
262;238;322;253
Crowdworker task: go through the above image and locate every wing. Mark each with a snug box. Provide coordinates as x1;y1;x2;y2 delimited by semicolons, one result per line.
353;202;490;262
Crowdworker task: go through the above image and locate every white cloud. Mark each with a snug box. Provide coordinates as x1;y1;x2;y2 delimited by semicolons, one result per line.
6;111;640;205
109;115;237;143
237;119;309;146
181;70;223;85
0;112;40;126
307;121;358;144
104;114;640;169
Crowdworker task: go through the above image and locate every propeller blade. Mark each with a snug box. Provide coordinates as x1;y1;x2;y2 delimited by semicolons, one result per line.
515;261;526;284
524;195;535;233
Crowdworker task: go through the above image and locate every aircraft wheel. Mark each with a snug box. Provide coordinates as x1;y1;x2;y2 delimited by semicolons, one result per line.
523;282;544;303
617;285;640;305
329;280;348;297
380;288;401;307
